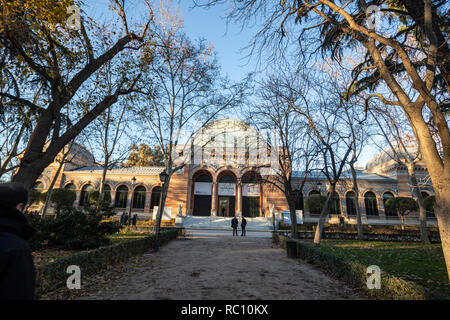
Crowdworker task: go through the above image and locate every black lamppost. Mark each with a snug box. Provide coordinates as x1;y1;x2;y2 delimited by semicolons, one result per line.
154;170;168;252
129;176;136;226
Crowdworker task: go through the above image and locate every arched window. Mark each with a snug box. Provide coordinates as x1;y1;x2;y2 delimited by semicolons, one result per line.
80;184;94;206
365;191;379;216
294;190;304;211
31;182;45;204
64;183;76;191
102;184;111;202
32;182;44;192
328;192;341;215
346;191;357;216
383;192;396;217
150;186;162;210
308;190;321;215
115;185;129;208
242;171;261;217
421;192;436;218
132;186;146;209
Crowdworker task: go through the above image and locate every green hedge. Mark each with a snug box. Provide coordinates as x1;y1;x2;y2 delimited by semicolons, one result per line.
273;232;446;300
35;228;181;297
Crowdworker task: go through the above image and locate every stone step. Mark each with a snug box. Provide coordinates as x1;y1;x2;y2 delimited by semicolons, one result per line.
179;216;274;231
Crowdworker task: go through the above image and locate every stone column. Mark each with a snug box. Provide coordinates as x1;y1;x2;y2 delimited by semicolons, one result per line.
236;179;242;216
74;190;81;207
144;190;151;215
126;188;132;213
186;178;193;215
378;196;386;220
210;182;217;216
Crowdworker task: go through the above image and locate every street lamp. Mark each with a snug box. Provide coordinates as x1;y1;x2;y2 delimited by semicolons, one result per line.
159;170;168;183
154;170;168;252
129;176;136;226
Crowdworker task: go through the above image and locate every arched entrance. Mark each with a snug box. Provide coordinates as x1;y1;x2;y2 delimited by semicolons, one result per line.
217;172;236;217
192;171;213;216
242;171;261;217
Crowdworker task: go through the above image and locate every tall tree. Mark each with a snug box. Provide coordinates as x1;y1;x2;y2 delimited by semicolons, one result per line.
249;72;317;239
0;0;153;189
267;68;353;245
137;2;249;251
122;143;165;167
369;106;431;243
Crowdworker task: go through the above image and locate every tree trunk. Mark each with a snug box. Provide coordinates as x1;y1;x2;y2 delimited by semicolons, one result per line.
41;160;64;217
350;163;364;240
405;162;430;243
313;186;334;245
434;182;450;281
153;175;170;252
288;197;298;239
98;155;110;207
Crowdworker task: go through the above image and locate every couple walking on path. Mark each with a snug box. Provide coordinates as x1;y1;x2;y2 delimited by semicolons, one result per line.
231;216;247;236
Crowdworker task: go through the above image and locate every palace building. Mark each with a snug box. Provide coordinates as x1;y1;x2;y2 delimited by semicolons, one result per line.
29;118;437;229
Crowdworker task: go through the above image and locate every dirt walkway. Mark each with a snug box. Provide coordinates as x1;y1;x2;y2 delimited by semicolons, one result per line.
45;232;363;300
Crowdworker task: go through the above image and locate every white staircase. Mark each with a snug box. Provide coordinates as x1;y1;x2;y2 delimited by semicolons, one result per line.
180;216;273;231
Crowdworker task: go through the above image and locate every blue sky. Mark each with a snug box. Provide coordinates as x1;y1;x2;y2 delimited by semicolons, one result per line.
83;0;379;167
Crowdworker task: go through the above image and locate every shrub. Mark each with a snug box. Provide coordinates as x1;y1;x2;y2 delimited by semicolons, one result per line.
35;228;181;296
49;188;76;213
88;190;112;206
29;189;44;205
27;205;121;251
385;197;419;229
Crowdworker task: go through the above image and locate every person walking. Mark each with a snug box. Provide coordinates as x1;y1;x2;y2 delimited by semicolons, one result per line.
0;182;36;300
120;212;126;225
132;214;137;229
231;216;238;236
123;212;128;225
241;217;247;236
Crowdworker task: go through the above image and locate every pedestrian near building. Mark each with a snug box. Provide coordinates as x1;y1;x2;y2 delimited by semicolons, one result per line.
120;212;126;225
132;214;137;229
0;182;36;300
231;216;238;236
241;217;247;236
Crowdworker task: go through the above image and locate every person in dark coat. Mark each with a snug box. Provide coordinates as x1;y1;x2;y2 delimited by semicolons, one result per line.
241;217;247;236
0;182;36;300
231;216;238;236
123;211;128;225
132;214;137;229
120;212;126;225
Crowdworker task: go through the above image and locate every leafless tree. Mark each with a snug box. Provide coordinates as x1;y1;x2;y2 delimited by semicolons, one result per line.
1;0;153;189
369;106;431;243
137;3;250;251
248;73;318;238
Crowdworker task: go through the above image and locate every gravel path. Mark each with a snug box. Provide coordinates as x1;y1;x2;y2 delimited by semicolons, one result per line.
44;231;364;300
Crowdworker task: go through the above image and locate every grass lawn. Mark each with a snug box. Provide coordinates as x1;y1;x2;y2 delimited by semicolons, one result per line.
309;240;450;297
107;232;150;243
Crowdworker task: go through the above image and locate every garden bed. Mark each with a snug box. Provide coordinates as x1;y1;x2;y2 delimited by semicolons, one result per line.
273;233;449;300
